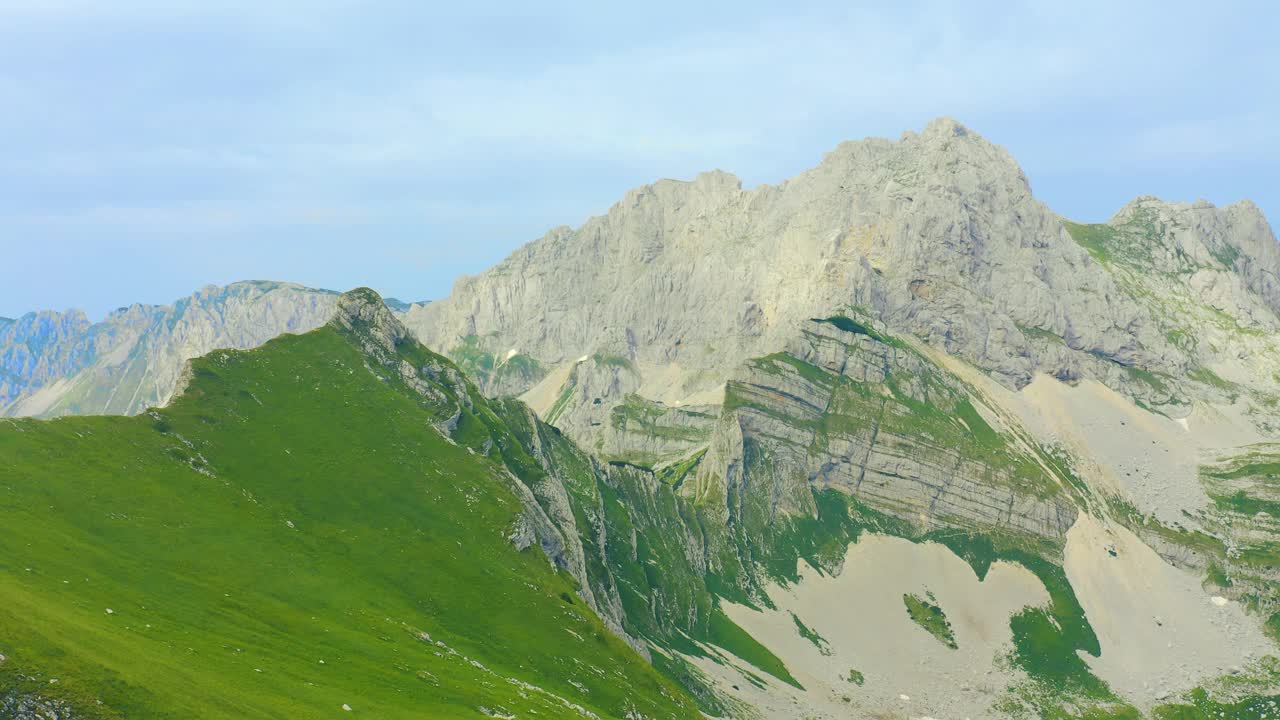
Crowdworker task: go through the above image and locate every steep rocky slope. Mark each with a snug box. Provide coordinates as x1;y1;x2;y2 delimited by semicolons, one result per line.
397;118;1280;717
0;281;340;418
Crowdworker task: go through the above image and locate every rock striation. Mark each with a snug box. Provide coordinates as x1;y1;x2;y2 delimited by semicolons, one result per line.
691;318;1080;543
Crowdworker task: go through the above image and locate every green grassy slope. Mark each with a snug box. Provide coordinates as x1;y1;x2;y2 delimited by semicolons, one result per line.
0;320;696;718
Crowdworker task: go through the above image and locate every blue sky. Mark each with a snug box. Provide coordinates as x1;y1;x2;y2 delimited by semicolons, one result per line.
2;0;1277;319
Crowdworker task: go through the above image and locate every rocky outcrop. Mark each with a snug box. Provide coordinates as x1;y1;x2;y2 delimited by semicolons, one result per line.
1109;197;1280;319
685;318;1078;546
0;690;80;720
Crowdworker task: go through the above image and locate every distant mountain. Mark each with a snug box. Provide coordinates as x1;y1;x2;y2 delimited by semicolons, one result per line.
0;281;344;418
381;297;428;312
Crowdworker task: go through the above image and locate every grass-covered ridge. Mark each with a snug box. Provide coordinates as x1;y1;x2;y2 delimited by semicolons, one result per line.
0;300;697;718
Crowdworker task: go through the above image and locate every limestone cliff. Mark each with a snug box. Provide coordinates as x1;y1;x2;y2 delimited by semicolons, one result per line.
404;119;1280;459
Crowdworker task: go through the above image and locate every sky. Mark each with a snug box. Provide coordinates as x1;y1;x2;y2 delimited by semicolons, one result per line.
1;0;1277;319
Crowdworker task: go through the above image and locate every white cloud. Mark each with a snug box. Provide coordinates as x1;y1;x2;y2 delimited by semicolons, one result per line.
5;201;375;231
7;0;1262;184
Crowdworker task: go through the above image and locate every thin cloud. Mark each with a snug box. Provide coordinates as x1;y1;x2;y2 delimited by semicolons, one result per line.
0;0;1275;318
1136;114;1278;163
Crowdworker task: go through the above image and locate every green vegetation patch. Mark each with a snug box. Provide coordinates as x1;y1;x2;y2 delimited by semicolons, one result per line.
445;336;544;396
1206;461;1280;482
813;315;882;340
1007;551;1110;699
592;353;637;374
1205;562;1234;589
1209;241;1242;269
609;394;713;445
1018;324;1066;345
544;374;577;425
789;612;832;656
756;488;914;588
1154;687;1280;719
492;352;544;390
1064;210;1173;270
922;530;1114;702
903;592;958;649
1188;367;1236;392
1212;490;1280;518
1064;221;1119;264
448;333;497;378
1123;365;1171;394
655;448;706;490
1267;613;1280;642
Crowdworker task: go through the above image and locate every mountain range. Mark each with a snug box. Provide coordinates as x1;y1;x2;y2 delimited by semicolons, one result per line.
2;119;1279;719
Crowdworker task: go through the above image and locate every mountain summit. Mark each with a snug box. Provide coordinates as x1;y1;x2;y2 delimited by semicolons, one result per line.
404;118;1280;456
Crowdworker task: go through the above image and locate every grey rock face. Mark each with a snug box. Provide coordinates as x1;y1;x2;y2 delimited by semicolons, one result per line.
1118;197;1280;317
331;286;412;362
1;281;341;418
406;118;1280;458
0;690;79;720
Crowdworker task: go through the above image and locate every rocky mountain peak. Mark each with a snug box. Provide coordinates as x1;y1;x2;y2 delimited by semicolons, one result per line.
403;117;1280;459
7;308;92;330
1104;194;1280;315
330;287;412;362
676;169;743;192
1229;197;1270;223
921;115;972;138
812;116;1033;212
